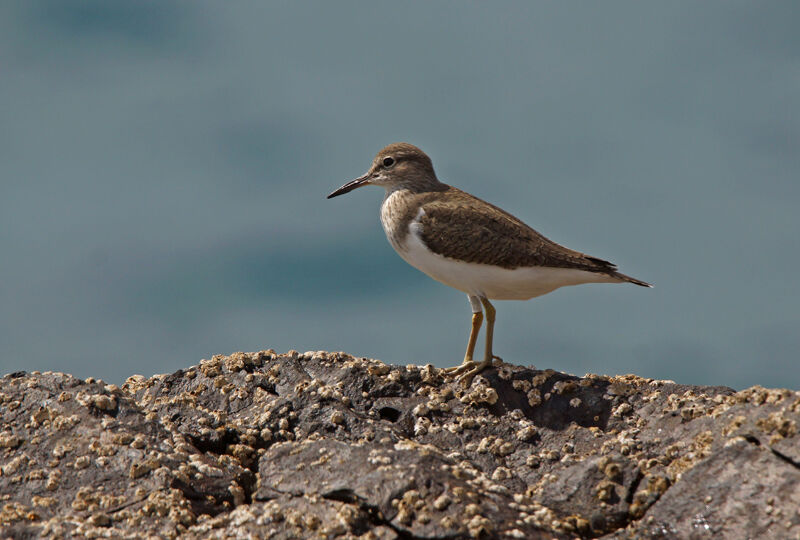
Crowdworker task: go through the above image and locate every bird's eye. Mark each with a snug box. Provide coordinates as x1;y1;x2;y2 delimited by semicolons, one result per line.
382;157;395;168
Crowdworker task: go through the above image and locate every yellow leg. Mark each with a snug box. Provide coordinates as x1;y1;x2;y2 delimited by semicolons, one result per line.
480;297;503;367
445;296;483;375
445;297;502;386
464;311;483;363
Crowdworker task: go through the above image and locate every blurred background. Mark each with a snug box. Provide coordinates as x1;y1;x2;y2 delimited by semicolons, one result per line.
1;2;798;389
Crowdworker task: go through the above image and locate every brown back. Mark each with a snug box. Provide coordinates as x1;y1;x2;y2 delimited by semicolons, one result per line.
417;187;618;273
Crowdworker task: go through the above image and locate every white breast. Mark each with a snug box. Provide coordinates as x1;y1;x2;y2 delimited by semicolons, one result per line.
384;204;620;301
379;189;412;252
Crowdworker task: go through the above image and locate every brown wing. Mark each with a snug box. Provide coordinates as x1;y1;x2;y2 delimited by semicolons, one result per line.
417;188;619;274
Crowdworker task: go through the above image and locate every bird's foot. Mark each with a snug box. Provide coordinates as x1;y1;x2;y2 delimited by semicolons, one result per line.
443;361;478;377
444;356;500;387
456;360;491;387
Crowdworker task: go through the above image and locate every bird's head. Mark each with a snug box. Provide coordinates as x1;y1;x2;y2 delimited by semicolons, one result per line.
327;142;441;199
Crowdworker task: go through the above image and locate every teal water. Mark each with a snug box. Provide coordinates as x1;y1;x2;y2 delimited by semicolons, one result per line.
1;2;798;389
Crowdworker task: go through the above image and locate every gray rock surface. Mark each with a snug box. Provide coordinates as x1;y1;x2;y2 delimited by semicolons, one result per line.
1;350;799;539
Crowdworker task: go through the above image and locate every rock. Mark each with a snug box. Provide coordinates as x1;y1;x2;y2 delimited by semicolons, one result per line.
1;351;799;538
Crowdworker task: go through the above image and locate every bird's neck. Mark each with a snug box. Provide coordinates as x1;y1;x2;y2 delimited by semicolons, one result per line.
384;175;447;197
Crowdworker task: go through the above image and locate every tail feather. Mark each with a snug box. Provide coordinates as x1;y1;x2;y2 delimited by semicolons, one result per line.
612;271;653;288
584;256;652;288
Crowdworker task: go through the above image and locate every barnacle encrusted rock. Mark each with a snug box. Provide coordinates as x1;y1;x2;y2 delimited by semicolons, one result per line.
1;351;799;538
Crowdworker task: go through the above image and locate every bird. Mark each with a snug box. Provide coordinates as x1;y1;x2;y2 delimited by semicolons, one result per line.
327;143;651;384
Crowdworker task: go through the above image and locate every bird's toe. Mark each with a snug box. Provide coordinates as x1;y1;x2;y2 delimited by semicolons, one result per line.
443;361;477;376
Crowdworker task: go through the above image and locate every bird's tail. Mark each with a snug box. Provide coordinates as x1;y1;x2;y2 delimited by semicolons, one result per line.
584;256;653;288
612;271;653;288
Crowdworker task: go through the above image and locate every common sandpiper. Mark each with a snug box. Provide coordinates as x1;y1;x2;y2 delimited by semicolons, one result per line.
327;143;651;384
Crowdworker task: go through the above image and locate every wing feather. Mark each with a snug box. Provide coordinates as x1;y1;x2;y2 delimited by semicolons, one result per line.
417;188;617;274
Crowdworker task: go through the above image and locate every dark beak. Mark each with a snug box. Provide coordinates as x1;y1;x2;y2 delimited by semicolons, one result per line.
327;173;371;199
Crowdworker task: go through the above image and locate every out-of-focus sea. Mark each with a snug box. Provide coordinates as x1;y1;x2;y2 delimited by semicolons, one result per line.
1;2;798;389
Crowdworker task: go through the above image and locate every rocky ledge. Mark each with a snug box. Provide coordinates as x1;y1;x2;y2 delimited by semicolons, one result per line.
1;350;799;539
